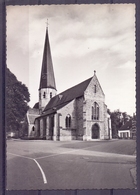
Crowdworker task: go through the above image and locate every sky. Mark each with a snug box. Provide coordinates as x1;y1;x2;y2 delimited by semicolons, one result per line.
6;4;136;115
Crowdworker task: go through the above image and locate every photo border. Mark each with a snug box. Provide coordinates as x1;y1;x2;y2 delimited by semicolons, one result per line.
0;0;139;195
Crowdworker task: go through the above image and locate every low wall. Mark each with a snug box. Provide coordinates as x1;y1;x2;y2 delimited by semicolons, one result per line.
59;128;77;141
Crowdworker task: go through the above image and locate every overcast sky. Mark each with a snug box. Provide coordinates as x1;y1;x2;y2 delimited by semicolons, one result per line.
6;4;135;115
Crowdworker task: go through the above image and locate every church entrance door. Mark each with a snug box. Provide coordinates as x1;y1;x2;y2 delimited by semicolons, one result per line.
92;124;100;139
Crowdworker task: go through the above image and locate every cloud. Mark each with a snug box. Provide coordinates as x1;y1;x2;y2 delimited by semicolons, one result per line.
7;4;136;115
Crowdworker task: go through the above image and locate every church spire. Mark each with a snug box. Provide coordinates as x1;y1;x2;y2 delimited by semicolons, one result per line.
39;26;57;113
39;26;56;90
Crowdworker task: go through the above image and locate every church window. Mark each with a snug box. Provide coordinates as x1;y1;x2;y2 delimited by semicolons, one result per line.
50;92;52;99
94;85;97;93
91;106;94;120
43;92;46;98
65;114;71;128
97;106;99;120
93;102;99;120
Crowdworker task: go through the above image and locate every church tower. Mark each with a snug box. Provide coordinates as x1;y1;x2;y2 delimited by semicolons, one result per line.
39;26;57;114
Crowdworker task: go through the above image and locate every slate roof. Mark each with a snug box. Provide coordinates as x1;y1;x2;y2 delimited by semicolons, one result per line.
119;120;132;131
45;77;92;108
39;27;56;90
33;102;39;109
35;77;92;118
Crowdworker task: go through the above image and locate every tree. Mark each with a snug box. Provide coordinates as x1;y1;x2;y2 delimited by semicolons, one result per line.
110;110;123;138
122;112;132;124
6;68;30;137
110;109;133;138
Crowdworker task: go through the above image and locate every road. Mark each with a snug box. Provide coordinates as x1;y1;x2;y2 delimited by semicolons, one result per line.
7;139;136;190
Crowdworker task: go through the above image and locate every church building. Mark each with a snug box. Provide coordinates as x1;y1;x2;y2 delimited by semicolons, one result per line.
28;27;112;141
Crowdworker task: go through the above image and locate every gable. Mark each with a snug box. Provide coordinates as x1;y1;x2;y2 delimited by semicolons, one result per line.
27;108;40;124
27;114;38;124
28;108;39;115
84;74;105;99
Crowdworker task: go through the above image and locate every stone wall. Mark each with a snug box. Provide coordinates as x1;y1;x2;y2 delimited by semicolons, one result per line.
84;76;105;101
40;118;43;138
59;129;72;141
34;119;39;137
28;124;35;137
39;88;57;113
108;116;112;139
58;100;76;129
75;96;84;139
83;76;107;140
58;100;77;140
46;116;50;139
103;104;109;139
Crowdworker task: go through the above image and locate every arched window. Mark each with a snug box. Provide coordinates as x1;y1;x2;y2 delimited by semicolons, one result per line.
65;114;71;128
50;92;52;99
97;105;99;120
92;102;99;120
91;106;94;120
43;92;46;98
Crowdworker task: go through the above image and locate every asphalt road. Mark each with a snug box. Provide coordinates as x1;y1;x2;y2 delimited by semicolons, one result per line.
7;139;136;190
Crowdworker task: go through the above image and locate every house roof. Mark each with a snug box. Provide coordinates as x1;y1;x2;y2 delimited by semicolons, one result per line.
119;120;132;131
39;27;56;90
